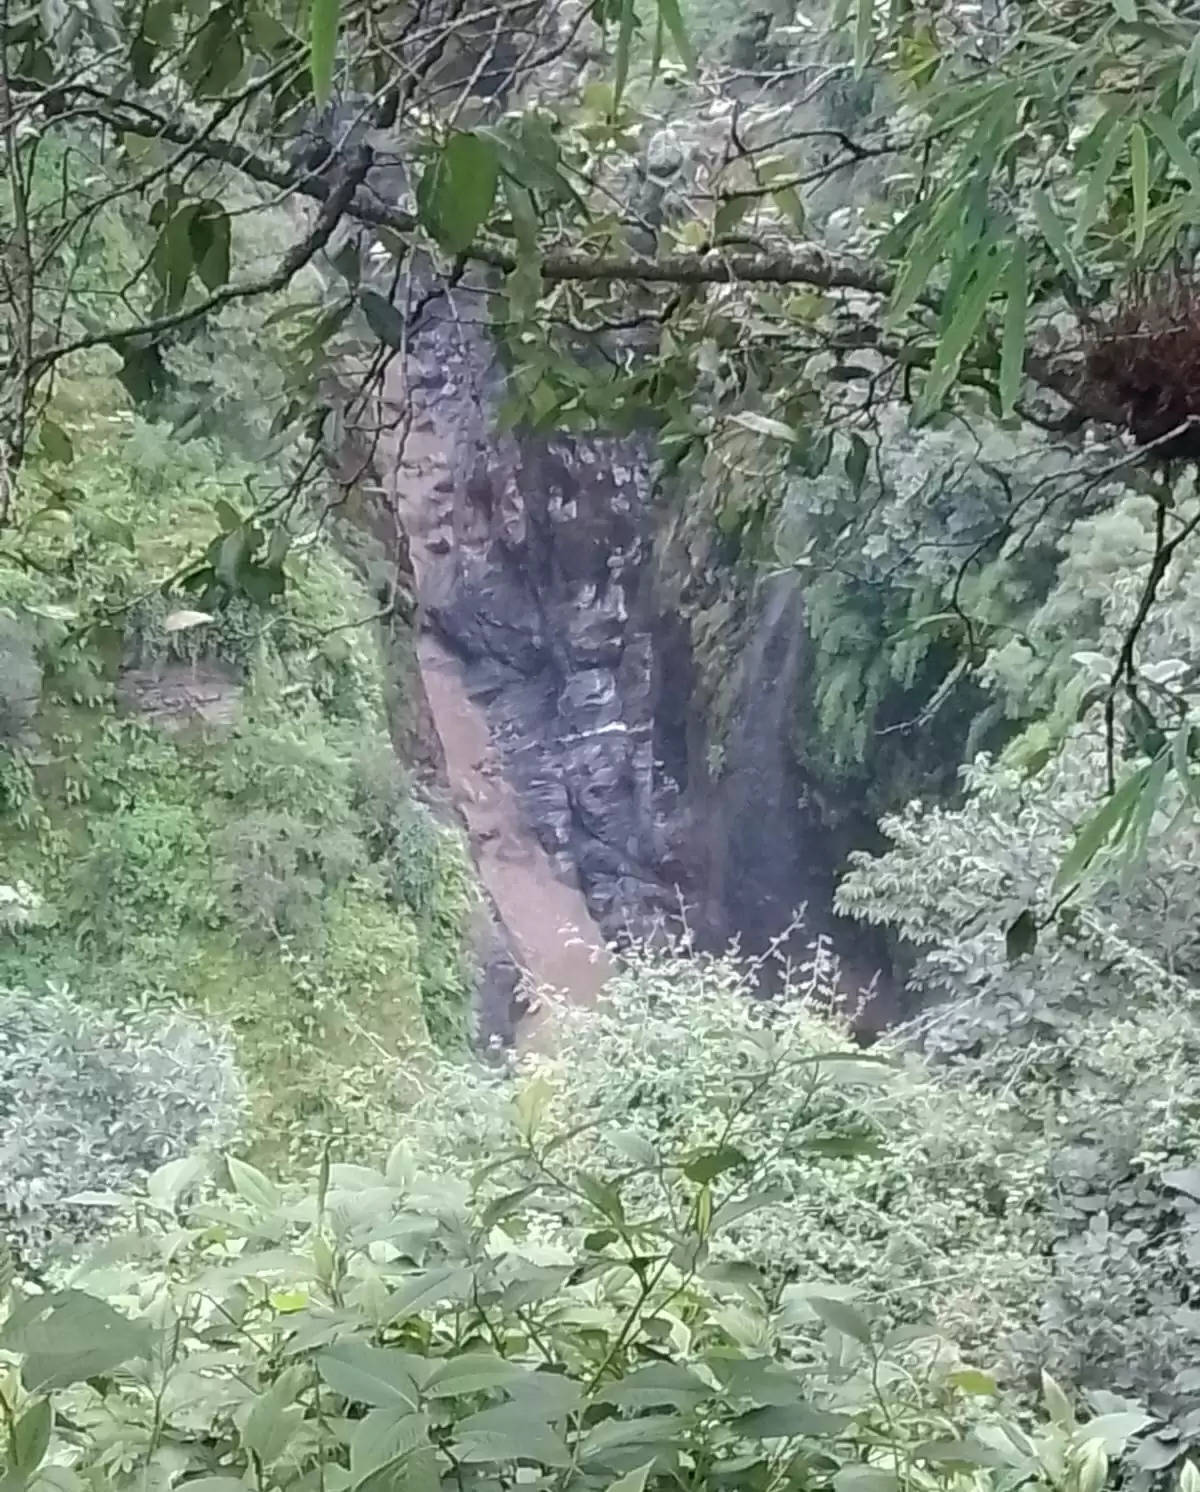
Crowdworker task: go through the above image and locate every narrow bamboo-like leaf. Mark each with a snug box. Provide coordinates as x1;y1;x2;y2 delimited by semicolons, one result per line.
310;0;338;105
655;0;694;71
613;0;636;109
1076;118;1129;242
1033;191;1083;283
1146;111;1200;194
1130;122;1149;255
854;0;873;76
918;246;1006;414
1053;763;1150;892
999;241;1027;417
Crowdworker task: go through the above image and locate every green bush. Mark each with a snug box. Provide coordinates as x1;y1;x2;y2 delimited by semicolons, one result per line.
0;1020;1150;1492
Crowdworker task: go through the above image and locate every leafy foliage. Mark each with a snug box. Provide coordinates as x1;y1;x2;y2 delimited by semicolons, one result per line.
0;985;243;1261
0;1016;1152;1492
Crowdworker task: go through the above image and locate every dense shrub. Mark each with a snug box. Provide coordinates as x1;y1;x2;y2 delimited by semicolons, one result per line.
0;985;243;1259
0;1017;1149;1492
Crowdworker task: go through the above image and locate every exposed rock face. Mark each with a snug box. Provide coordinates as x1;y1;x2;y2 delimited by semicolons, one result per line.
383;286;893;1030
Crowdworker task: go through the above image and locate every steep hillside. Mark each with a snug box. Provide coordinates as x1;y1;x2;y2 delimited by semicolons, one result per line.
0;401;475;1158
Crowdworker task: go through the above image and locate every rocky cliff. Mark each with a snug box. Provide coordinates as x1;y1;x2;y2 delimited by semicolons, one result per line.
378;284;894;1040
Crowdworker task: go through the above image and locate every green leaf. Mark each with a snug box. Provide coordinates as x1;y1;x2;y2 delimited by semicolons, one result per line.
424;1353;532;1398
1076;119;1129;242
318;1344;425;1409
1054;763;1150;892
854;0;873;75
834;1470;899;1492
351;1445;441;1492
1033;191;1083;284
38;419;73;464
385;1265;473;1322
684;1145;750;1184
1042;1370;1074;1428
844;432;869;492
1146;111;1200;195
605;1462;657;1492
596;1363;712;1412
1163;1166;1200;1201
1111;0;1135;20
417;133;499;255
999;242;1027;417
655;0;694;70
243;1388;304;1466
1130;123;1149;255
613;0;636;108
1004;908;1037;961
10;1399;52;1479
0;1291;152;1392
189;201;232;290
350;1410;429;1478
451;1404;571;1466
226;1154;279;1212
309;0;338;104
948;1368;997;1396
918;245;1006;415
913;1439;1005;1467
734;1402;850;1438
1081;1411;1153;1451
730;411;798;441
807;1295;872;1344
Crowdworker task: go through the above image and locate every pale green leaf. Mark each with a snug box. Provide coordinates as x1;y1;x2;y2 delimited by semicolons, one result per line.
999;242;1027;417
309;0;338;104
1130;122;1149;255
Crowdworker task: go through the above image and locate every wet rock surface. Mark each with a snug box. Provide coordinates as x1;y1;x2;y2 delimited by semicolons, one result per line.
381;283;894;1031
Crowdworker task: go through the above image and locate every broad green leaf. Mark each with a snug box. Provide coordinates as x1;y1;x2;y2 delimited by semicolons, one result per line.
351;1410;429;1478
845;432;870;492
351;1445;441;1492
605;1462;657;1492
913;1439;1005;1466
596;1363;712;1412
919;246;1006;414
190;200;231;289
1130;123;1149;255
38;419;73;464
360;290;407;350
417;133;499;255
385;1265;473;1322
243;1391;303;1466
580;1413;685;1468
1004;908;1037;961
226;1154;280;1212
147;1153;208;1206
734;1402;850;1438
318;1343;425;1408
424;1353;532;1398
999;242;1027;417
684;1144;749;1184
1110;0;1135;20
948;1368;997;1395
451;1403;571;1466
309;0;338;104
834;1470;899;1492
1054;763;1150;892
10;1399;52;1479
807;1295;872;1344
0;1290;153;1392
1081;1411;1153;1451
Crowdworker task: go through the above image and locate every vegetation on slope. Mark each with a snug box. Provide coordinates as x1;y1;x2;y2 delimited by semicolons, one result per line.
0;399;475;1167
